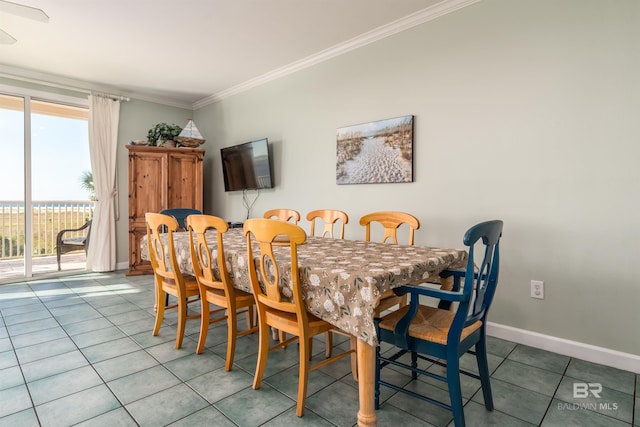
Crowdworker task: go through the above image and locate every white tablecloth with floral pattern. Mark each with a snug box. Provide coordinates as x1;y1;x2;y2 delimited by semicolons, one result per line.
141;228;467;345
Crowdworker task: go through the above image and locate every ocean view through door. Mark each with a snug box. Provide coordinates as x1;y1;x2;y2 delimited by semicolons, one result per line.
0;91;92;281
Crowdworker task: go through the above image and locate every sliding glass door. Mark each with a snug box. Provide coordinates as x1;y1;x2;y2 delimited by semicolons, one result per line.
0;90;91;281
0;94;26;280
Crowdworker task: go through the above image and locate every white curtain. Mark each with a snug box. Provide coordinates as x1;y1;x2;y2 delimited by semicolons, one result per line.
86;95;120;271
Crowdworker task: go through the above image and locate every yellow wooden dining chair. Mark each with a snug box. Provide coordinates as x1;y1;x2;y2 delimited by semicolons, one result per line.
145;212;201;349
263;208;300;224
244;218;355;417
359;211;420;245
186;214;258;370
306;209;349;239
359;211;421;316
305;208;357;377
159;208;203;306
263;209;302;342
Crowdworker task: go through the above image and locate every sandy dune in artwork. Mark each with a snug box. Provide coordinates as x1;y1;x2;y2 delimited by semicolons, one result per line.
337;137;411;184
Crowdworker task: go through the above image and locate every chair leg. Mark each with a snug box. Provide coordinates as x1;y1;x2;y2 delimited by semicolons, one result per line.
446;355;465;427
225;308;237;371
297;332;310;417
411;351;418;380
325;331;333;358
253;305;259;328
175;296;187;349
153;275;162;312
398;293;408;308
246;305;255;329
476;338;494;410
153;291;165;336
196;298;209;354
350;336;358;381
253;317;270;390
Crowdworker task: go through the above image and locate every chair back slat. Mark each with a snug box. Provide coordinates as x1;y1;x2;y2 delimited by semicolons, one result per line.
455;220;503;331
258;240;283;304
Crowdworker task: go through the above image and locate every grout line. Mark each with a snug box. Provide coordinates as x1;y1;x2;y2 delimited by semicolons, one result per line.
2;272;637;426
26;277;139;424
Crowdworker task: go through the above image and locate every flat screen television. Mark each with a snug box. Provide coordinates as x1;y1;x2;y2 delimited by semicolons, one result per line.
220;138;274;191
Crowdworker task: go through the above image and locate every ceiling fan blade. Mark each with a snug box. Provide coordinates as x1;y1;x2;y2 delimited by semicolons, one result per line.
0;27;17;44
0;0;49;22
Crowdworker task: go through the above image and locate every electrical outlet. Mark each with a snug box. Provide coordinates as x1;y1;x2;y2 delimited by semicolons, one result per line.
531;280;544;299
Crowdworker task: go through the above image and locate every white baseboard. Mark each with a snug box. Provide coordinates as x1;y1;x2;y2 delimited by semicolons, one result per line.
116;261;129;271
487;322;640;374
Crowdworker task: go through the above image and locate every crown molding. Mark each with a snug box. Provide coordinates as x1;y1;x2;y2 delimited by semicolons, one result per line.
0;82;89;108
1;0;480;111
192;0;480;110
0;64;193;110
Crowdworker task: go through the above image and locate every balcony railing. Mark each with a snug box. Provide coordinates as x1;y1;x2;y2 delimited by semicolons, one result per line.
0;200;95;260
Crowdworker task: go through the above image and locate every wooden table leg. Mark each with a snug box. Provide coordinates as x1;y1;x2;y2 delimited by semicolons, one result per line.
357;338;377;427
437;274;454;310
439;274;453;291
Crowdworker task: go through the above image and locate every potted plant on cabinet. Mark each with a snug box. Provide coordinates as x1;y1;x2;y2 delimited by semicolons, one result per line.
146;122;182;147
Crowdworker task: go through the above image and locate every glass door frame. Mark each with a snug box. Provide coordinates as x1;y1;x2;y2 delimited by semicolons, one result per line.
0;83;89;278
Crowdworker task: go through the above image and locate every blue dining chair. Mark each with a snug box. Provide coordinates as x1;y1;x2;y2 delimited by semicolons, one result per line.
159;208;202;306
159;208;202;230
374;220;503;427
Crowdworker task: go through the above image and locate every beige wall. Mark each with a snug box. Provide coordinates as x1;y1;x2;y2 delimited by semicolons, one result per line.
114;100;193;267
5;0;635;360
190;0;640;355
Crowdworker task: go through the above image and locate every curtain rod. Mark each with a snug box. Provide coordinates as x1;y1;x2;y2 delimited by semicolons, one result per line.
91;91;130;102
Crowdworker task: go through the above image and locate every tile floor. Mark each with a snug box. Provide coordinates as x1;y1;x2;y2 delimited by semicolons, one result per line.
0;271;637;427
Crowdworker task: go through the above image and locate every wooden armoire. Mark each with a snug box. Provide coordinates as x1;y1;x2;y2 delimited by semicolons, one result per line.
126;145;205;275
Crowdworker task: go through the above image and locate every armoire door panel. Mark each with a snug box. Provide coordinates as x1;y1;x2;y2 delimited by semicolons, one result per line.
167;151;203;210
128;150;168;220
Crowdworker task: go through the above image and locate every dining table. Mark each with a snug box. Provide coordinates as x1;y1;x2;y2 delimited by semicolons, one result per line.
141;227;467;426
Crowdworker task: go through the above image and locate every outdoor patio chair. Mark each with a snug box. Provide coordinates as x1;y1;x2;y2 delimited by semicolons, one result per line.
56;220;91;271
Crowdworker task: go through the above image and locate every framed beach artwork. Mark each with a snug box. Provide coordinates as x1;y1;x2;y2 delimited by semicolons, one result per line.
336;115;414;185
